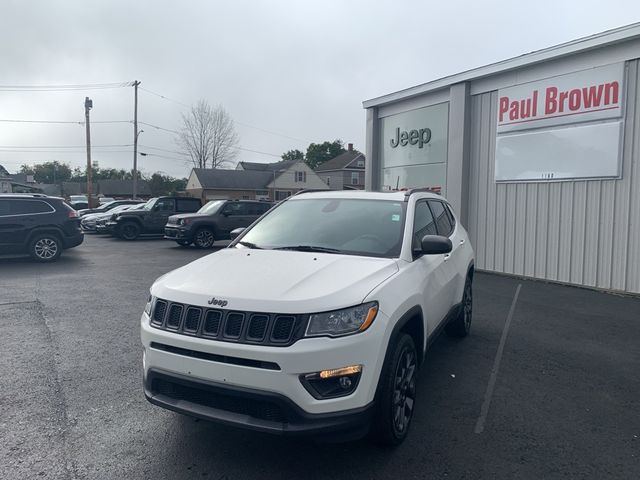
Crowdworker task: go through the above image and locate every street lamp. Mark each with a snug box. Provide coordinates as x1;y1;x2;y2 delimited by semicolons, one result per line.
133;129;143;199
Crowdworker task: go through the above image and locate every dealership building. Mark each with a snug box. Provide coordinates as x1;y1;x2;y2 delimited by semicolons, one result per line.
364;23;640;294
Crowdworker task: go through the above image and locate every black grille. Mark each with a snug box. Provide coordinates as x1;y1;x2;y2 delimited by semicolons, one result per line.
166;304;183;330
271;316;296;342
152;377;287;423
149;299;306;347
152;300;167;325
183;307;201;333
224;313;244;338
247;315;269;341
203;310;222;336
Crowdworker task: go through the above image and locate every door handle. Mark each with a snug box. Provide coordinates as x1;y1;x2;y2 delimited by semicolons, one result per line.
460;239;465;244
444;254;450;261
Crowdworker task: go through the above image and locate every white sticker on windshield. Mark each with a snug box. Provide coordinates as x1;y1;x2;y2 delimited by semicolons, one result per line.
391;214;400;222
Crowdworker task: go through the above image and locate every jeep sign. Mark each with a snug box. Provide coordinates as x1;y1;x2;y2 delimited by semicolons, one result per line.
390;127;432;148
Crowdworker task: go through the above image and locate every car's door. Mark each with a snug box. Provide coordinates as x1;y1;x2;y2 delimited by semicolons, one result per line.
410;200;453;335
0;199;15;250
0;199;55;251
147;198;175;232
427;200;460;309
217;202;248;236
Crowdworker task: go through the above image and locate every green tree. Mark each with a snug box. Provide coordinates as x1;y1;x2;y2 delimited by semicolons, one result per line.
146;173;187;196
305;140;345;169
281;149;305;162
20;161;72;183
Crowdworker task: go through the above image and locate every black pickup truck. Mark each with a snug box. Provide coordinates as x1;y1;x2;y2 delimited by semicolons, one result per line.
109;196;202;240
164;199;272;248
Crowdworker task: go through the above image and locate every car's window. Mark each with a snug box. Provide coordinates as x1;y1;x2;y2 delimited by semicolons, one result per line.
259;203;272;214
244;203;268;215
413;201;437;249
239;198;406;258
10;200;54;215
444;203;456;231
154;198;174;212
198;200;225;214
222;202;248;216
428;200;453;237
177;199;200;212
0;200;9;216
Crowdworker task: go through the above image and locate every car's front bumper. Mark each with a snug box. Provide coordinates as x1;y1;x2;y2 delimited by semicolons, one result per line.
164;226;192;241
141;310;389;422
144;369;373;436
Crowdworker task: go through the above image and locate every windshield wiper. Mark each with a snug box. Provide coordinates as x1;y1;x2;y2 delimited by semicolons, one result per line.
273;245;343;254
237;240;262;249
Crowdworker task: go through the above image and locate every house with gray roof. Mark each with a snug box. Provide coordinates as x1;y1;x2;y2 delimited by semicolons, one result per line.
314;143;365;190
186;161;327;201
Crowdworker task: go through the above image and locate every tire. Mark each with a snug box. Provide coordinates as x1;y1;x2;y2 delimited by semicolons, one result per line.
29;233;63;263
370;333;418;446
445;275;473;338
176;240;191;247
193;228;215;249
119;221;141;241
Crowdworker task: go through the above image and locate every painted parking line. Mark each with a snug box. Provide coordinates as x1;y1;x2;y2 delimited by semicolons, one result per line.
474;283;522;434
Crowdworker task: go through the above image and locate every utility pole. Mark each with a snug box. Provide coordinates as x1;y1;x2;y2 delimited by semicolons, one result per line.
132;80;140;199
84;97;93;207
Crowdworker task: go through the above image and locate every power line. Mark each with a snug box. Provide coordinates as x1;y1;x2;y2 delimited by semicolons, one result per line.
0;82;134;92
0;119;132;125
139;87;311;144
139;87;190;108
138;121;179;134
0;144;134;149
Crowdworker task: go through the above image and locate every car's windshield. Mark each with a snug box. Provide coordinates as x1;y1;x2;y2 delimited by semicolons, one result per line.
143;198;158;210
69;195;86;202
198;200;225;215
238;198;406;258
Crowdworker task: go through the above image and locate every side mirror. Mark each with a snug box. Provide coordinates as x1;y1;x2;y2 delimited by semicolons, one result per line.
420;235;452;255
230;227;245;240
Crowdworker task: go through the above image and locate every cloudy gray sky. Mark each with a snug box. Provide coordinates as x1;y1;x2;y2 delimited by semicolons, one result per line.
1;0;639;178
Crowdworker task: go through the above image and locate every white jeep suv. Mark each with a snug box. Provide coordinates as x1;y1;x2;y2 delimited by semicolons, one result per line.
141;189;474;444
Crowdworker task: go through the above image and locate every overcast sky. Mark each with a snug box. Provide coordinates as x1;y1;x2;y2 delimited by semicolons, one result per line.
1;0;639;178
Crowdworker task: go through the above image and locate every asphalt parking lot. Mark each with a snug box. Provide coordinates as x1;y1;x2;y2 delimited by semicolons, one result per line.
1;235;639;480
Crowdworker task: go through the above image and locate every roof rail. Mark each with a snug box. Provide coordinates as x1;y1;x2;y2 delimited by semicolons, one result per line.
402;187;441;200
292;188;332;196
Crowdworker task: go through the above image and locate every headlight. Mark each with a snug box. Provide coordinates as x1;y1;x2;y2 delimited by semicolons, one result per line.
178;218;191;226
306;302;378;337
144;295;153;316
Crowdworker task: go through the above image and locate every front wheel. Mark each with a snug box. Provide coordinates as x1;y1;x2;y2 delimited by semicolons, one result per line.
193;228;215;248
370;333;418;446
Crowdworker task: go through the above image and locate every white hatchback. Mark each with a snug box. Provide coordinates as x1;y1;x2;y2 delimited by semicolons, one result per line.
141;189;474;445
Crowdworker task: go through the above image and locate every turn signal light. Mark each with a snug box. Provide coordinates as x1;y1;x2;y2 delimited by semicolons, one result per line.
319;364;363;379
68;210;79;219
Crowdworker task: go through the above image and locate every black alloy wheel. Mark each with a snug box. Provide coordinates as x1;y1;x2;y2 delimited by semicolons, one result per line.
194;228;215;248
445;275;473;337
392;342;417;437
370;333;418;445
120;222;141;241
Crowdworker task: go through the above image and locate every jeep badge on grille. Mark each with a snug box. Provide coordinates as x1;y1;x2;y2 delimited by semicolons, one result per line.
208;297;228;307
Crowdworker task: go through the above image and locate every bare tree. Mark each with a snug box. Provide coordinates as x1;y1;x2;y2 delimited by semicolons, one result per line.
177;100;239;169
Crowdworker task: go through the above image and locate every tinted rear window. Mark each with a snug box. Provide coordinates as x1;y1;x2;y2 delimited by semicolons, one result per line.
10;199;54;215
176;199;200;212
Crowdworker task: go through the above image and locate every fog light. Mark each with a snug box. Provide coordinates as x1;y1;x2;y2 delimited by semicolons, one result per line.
301;364;363;399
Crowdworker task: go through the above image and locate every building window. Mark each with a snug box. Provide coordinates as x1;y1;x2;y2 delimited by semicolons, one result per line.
351;172;359;185
295;171;306;182
275;190;292;201
325;176;331;186
357;160;364;168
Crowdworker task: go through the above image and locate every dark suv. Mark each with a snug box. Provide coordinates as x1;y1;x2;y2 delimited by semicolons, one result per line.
164;199;272;248
0;194;84;262
109;196;202;240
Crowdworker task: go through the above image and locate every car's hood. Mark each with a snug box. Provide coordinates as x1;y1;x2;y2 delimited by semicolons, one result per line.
168;213;210;223
117;210;147;218
151;248;399;313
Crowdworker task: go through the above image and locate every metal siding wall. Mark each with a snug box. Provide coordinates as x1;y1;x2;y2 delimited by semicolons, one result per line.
467;59;640;294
